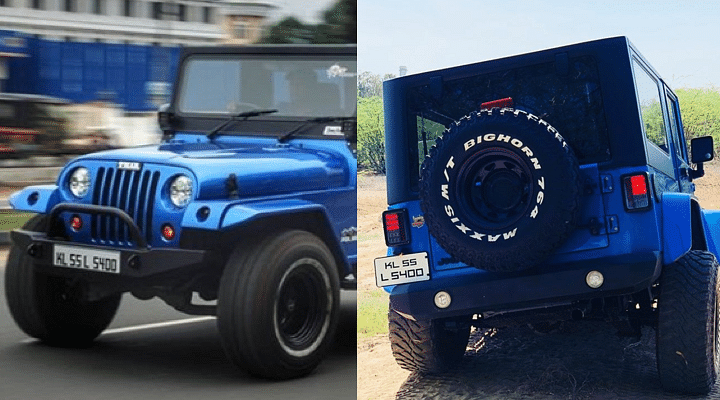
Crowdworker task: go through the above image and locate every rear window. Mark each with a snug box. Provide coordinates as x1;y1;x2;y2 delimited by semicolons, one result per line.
409;55;611;172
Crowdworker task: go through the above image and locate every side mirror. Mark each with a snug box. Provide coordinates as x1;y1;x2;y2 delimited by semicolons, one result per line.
342;118;356;140
157;103;174;135
689;136;714;180
691;136;714;164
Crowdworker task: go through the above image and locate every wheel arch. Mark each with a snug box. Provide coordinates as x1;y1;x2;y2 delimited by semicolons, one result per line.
219;206;350;280
662;193;712;264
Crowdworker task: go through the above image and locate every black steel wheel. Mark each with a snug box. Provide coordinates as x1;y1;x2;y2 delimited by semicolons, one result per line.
5;215;121;347
217;230;340;379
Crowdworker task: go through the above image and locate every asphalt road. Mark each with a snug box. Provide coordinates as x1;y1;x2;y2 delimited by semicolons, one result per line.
0;247;357;400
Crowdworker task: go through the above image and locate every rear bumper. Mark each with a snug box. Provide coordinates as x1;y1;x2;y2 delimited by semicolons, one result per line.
389;251;662;320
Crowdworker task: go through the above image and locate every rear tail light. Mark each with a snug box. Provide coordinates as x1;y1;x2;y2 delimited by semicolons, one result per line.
622;173;652;211
382;209;410;246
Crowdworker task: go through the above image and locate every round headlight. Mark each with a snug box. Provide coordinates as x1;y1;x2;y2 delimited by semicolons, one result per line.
69;167;91;198
170;175;193;207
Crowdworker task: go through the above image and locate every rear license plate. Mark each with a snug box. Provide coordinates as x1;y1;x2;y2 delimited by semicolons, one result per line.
374;252;430;287
53;244;121;274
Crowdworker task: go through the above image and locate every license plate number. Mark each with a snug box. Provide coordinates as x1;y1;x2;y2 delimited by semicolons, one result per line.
374;252;429;287
53;245;121;274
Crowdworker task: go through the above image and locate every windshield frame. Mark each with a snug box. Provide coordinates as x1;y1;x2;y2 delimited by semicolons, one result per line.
173;45;356;124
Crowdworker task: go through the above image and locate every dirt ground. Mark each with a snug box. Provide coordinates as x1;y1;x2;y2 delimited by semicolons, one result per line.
357;164;720;400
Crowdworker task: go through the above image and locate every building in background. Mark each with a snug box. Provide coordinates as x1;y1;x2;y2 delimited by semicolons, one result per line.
0;0;278;111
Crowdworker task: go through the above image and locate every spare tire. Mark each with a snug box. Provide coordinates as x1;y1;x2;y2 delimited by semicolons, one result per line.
420;108;581;272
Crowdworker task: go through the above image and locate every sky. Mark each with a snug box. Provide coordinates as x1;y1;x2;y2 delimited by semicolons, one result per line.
358;0;720;89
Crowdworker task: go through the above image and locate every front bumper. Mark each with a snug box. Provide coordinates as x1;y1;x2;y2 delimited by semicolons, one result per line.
11;229;207;278
11;202;208;279
390;251;662;320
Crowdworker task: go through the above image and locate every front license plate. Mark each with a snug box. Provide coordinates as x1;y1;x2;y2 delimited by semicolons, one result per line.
53;244;121;274
374;252;430;287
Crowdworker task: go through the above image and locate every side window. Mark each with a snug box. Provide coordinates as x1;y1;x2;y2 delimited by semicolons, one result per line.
633;60;668;152
665;92;687;161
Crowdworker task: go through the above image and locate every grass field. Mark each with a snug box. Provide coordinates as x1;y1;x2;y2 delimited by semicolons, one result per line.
358;288;389;338
0;211;34;232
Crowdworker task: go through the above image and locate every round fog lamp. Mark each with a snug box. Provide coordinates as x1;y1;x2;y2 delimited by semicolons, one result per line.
586;271;604;289
161;224;175;241
434;291;452;309
70;215;82;231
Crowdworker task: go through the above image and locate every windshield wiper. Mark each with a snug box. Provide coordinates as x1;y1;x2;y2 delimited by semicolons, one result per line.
206;109;278;139
277;116;356;143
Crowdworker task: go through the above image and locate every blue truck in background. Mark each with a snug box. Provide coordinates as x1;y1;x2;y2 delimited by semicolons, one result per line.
375;36;720;394
5;44;357;380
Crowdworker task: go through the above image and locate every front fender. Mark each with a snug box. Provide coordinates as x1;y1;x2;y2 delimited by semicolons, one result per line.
220;199;330;230
179;199;332;231
8;185;62;214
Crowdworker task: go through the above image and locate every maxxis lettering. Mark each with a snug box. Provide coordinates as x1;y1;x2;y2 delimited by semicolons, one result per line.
439;116;552;242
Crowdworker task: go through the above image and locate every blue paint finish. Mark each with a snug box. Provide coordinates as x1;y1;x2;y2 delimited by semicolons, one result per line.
661;193;693;264
702;210;720;258
8;44;357;280
8;185;61;214
379;36;719;320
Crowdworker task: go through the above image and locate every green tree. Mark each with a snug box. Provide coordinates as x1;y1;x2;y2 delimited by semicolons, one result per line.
262;16;314;44
260;0;356;44
358;71;396;98
676;87;720;146
357;95;385;174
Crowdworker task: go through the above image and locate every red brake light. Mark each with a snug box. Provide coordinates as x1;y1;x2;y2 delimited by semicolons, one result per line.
630;175;647;196
481;97;514;110
623;174;651;211
383;209;410;246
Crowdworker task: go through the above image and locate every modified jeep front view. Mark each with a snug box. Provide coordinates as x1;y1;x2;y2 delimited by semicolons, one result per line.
376;36;720;394
6;45;357;380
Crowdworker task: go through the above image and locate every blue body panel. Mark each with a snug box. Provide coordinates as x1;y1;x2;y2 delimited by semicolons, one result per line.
380;36;720;319
10;133;357;274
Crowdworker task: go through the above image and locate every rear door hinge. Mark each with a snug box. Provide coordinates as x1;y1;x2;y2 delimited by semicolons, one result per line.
601;174;614;193
605;215;619;234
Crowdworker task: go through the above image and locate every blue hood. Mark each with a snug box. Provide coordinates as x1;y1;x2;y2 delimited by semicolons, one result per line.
69;139;351;200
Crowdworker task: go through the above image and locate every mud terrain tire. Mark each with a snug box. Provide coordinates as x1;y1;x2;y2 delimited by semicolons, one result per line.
389;307;470;373
5;215;121;347
657;250;720;394
217;230;340;379
420;108;581;271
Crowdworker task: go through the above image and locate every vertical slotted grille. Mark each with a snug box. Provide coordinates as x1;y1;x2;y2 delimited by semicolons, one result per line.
91;167;160;246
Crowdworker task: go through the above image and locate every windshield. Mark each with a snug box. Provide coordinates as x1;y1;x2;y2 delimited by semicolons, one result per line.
177;55;357;118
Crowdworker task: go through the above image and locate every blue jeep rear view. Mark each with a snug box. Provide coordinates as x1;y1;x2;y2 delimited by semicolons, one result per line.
375;36;720;394
6;45;357;380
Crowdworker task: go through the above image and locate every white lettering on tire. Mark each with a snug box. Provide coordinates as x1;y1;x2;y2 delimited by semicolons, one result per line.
439;113;555;243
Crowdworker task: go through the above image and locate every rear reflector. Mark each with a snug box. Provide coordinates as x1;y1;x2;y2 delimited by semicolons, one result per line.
623;173;652;211
481;97;514;110
382;209;410;246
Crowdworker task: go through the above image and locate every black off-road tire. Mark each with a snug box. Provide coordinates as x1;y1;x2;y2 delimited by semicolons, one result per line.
5;215;121;347
657;250;720;394
420;108;581;272
217;230;340;379
389;307;470;373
